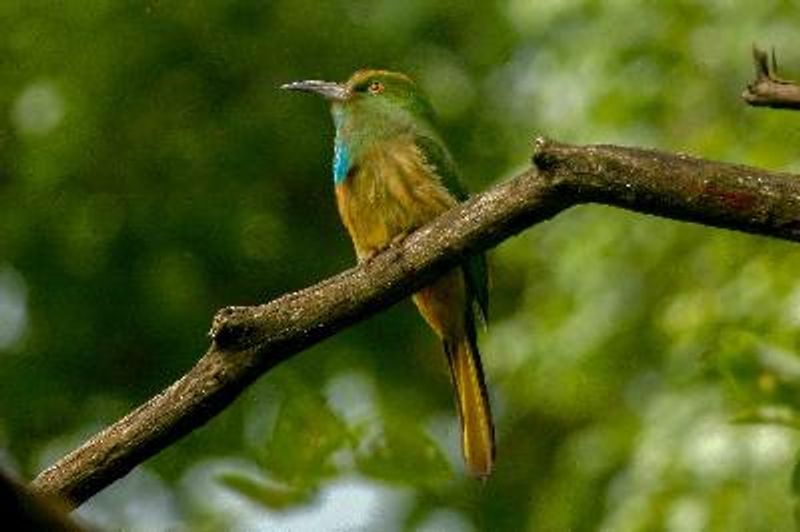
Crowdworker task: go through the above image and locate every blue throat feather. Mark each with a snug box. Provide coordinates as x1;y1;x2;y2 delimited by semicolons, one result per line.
332;107;350;184
333;137;349;184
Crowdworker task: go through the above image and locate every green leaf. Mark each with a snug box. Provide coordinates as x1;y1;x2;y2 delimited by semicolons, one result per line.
260;378;351;485
217;472;313;510
354;419;451;486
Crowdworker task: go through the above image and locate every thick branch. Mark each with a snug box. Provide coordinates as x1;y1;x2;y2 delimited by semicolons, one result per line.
742;46;800;109
31;139;800;508
534;140;800;240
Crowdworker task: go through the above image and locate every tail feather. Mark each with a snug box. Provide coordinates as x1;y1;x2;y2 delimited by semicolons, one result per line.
444;330;495;478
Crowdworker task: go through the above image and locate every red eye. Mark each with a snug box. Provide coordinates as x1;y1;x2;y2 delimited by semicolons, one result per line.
368;81;384;94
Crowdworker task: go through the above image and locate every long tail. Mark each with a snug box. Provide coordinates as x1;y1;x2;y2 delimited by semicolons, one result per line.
443;322;495;479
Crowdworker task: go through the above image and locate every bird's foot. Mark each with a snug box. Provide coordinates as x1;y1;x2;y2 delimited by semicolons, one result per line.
357;230;414;265
358;248;380;264
389;229;412;248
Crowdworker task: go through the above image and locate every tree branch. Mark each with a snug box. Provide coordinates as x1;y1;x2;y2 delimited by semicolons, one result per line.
31;138;800;508
742;45;800;109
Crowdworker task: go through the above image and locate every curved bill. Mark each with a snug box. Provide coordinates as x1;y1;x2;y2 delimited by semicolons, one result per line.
280;80;349;101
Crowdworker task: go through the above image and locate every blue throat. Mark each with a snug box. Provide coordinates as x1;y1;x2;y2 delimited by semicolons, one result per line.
331;106;350;185
333;137;349;185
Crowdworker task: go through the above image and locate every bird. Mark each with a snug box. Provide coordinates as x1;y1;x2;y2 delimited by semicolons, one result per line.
282;69;494;478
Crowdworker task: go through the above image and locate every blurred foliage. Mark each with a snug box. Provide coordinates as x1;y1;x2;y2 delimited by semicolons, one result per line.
1;1;800;530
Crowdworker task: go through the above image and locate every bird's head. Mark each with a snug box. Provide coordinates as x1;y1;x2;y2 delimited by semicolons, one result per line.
282;69;435;137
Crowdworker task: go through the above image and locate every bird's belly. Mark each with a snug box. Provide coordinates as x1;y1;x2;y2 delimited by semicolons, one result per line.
335;144;457;259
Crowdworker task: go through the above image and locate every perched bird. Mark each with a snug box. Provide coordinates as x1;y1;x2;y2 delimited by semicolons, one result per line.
282;70;494;478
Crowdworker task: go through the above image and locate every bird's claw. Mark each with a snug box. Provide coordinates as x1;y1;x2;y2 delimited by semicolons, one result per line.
389;230;412;248
358;249;380;264
357;230;413;265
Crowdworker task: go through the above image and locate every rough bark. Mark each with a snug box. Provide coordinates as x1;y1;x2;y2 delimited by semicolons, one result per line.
30;138;800;509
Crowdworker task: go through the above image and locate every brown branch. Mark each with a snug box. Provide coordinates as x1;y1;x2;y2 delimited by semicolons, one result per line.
31;138;800;509
742;45;800;109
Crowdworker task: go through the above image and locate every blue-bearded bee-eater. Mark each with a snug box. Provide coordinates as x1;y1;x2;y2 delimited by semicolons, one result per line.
282;70;494;478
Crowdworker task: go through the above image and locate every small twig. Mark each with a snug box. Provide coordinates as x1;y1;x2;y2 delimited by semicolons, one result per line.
31;138;800;509
742;45;800;109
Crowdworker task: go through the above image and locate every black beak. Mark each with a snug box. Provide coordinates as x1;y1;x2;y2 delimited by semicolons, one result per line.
280;80;349;101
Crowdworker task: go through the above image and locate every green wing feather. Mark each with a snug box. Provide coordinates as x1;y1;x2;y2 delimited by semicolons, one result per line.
415;134;489;322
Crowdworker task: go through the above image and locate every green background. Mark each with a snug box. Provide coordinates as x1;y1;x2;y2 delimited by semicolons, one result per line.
2;1;800;530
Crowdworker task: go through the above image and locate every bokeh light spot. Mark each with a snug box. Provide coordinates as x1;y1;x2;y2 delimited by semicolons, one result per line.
11;81;65;136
